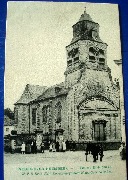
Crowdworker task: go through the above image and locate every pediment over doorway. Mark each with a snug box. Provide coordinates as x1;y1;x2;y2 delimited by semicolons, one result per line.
78;97;117;111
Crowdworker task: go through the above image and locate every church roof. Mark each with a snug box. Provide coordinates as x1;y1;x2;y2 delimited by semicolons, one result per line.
34;82;68;102
15;84;47;105
79;10;94;22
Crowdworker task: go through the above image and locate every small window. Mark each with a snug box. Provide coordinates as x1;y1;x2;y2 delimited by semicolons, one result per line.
6;128;9;132
72;48;79;57
89;47;96;54
67;60;72;66
55;87;61;94
68;51;72;57
99;49;104;55
99;58;105;65
74;57;79;64
42;106;47;124
32;108;37;125
68;48;79;58
113;113;118;117
105;114;110;117
89;55;95;63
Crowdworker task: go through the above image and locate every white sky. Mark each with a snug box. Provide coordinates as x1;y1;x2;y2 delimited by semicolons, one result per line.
5;2;121;110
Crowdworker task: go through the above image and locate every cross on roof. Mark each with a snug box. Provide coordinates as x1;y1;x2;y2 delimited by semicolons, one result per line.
84;7;86;14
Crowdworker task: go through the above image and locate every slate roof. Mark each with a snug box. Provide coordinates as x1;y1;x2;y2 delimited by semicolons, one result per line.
15;82;69;105
79;10;94;22
34;82;69;102
4;115;15;126
15;84;47;105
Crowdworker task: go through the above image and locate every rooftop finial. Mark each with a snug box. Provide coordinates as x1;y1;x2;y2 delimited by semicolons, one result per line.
84;6;86;14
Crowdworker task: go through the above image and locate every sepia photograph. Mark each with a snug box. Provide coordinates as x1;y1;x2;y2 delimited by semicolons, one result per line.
4;2;127;180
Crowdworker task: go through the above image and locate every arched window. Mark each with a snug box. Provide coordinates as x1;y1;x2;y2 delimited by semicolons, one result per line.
32;108;37;126
55;102;62;123
89;47;96;63
99;58;105;65
14;107;18;123
42;106;47;124
67;48;79;67
67;59;72;67
99;49;105;68
89;47;96;54
89;47;106;68
99;49;104;56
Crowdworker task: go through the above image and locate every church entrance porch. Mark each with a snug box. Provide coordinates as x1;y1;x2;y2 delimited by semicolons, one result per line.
77;110;121;150
78;112;108;142
77;96;121;144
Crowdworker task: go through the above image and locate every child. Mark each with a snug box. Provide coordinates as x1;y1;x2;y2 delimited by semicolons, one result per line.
41;142;45;153
21;142;25;154
49;143;53;152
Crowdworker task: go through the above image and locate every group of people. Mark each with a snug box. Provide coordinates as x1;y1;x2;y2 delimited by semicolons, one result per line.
49;140;78;152
49;140;66;152
21;140;39;154
85;142;104;162
21;139;78;154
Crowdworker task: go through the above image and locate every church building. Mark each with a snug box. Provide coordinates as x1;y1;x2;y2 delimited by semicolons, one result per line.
14;10;121;146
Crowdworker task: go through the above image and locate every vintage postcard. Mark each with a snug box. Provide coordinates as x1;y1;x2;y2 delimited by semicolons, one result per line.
4;2;127;180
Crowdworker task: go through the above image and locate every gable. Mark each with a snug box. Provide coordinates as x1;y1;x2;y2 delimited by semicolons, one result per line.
79;97;117;111
15;84;47;105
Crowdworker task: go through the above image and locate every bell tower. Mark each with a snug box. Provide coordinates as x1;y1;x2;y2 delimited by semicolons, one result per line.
65;8;108;88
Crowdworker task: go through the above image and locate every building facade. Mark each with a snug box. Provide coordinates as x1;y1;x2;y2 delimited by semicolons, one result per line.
14;10;121;145
4;115;16;136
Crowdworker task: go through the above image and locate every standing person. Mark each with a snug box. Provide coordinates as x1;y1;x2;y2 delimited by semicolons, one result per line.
26;141;31;154
52;141;56;152
72;141;76;151
88;141;92;154
96;144;100;160
21;142;25;154
49;142;53;152
119;142;126;160
28;143;31;154
59;141;63;152
91;144;97;162
11;139;16;154
31;141;34;154
65;140;69;151
55;141;59;152
119;143;124;156
99;144;104;162
40;142;45;153
85;145;89;161
33;140;37;154
70;140;73;151
62;140;66;152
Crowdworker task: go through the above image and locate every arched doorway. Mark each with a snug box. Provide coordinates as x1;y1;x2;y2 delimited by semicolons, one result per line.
78;96;118;142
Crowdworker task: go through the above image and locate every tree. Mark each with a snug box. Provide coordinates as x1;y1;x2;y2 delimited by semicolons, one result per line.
4;108;14;120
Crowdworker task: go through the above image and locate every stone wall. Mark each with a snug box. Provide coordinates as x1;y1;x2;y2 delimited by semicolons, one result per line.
66;62;120;142
15;104;29;134
79;40;107;68
29;95;68;140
